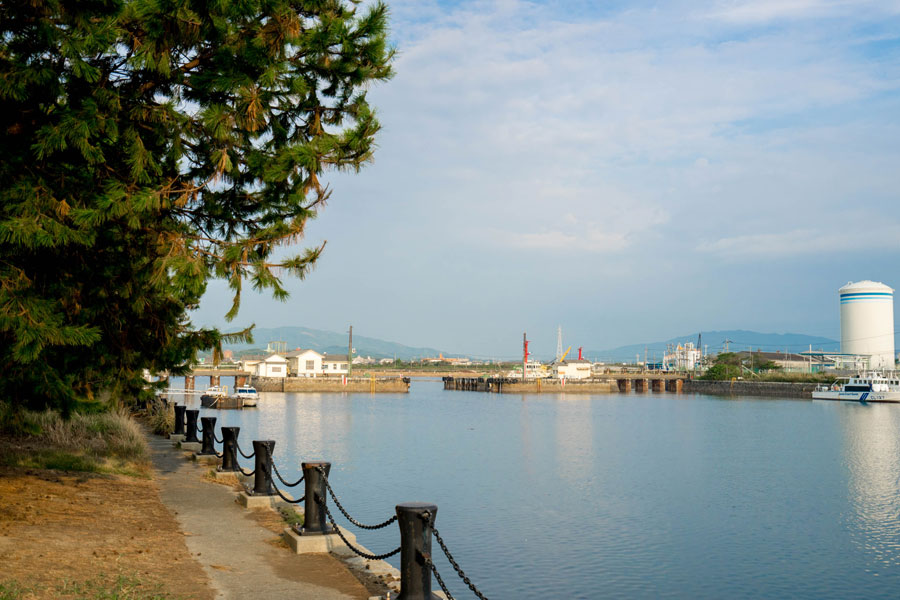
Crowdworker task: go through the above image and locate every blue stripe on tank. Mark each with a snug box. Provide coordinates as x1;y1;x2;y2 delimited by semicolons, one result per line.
840;292;893;298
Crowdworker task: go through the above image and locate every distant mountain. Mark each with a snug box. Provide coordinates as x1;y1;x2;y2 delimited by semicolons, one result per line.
586;330;840;363
226;325;448;360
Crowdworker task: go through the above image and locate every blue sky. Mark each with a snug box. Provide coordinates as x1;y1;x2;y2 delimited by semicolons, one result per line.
194;0;900;357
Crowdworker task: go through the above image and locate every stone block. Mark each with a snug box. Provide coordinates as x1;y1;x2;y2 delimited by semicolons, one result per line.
212;470;242;482
282;525;358;554
193;453;219;466
168;434;185;443
236;491;294;509
179;441;202;452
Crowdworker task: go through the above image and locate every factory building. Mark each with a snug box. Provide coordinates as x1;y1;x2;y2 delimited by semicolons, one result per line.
839;280;895;370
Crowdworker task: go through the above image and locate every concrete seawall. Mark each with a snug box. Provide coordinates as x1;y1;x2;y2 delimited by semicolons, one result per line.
250;376;410;393
683;379;818;398
500;380;619;394
445;377;621;394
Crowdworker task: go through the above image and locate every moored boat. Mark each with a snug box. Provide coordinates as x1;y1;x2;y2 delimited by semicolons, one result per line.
200;385;228;407
234;386;259;407
812;372;900;403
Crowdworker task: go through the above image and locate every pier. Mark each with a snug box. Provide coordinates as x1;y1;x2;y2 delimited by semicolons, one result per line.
443;373;686;394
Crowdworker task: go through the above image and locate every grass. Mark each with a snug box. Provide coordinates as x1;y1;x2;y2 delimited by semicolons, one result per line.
1;573;177;599
0;406;151;477
279;505;304;528
143;399;174;436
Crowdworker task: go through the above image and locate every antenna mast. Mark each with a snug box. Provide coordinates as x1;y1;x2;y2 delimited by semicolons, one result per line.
556;326;563;362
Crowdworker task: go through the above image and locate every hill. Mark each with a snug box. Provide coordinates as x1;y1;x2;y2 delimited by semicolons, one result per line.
586;330;839;363
226;325;447;360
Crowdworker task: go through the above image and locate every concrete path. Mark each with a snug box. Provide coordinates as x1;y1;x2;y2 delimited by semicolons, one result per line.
148;434;372;600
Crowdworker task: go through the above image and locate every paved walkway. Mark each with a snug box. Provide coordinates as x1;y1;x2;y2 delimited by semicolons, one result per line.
148;434;372;600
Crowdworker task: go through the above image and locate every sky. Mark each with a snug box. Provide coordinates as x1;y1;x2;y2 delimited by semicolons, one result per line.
193;0;900;358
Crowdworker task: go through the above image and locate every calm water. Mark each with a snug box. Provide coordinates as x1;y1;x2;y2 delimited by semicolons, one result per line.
173;379;900;599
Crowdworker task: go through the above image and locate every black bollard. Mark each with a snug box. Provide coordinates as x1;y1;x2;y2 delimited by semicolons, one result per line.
396;502;440;600
251;440;276;495
173;405;186;435
219;427;240;472
198;417;217;455
300;461;334;535
184;409;200;443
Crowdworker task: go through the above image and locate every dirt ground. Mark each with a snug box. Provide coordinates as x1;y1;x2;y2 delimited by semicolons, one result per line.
0;447;387;600
0;465;214;599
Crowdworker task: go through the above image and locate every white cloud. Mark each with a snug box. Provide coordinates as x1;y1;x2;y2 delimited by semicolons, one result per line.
697;223;900;258
704;0;900;23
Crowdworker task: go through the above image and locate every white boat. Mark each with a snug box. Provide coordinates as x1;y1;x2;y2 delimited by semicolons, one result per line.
234;386;259;407
200;385;229;407
812;372;900;403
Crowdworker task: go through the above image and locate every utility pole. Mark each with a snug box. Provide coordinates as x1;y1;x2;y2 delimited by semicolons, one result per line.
523;332;529;382
347;325;353;378
724;338;732;353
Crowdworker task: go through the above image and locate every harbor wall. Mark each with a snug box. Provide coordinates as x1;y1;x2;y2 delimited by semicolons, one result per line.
444;377;619;394
500;379;619;394
250;376;410;393
683;379;817;398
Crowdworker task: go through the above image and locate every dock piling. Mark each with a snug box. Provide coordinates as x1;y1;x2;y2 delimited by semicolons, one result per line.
396;502;440;600
251;440;276;496
300;461;333;535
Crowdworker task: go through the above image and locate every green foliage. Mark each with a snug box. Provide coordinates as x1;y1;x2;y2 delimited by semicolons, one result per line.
0;1;393;412
700;353;742;380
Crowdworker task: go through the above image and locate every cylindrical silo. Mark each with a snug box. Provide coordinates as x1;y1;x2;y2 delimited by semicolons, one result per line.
840;280;895;369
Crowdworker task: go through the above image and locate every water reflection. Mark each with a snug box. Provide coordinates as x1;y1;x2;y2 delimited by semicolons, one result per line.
842;404;900;570
554;395;594;484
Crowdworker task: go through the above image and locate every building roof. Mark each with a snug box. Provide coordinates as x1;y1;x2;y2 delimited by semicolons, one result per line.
240;354;267;362
735;351;824;363
322;354;348;362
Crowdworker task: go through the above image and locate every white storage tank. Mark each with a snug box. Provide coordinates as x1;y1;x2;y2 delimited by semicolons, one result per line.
840;280;895;369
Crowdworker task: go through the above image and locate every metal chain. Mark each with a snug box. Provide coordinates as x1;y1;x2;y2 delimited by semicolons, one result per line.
272;461;304;488
271;480;305;504
318;496;401;560
214;433;223;444
317;466;398;530
236;441;255;459
238;465;255;477
426;558;456;600
424;512;489;600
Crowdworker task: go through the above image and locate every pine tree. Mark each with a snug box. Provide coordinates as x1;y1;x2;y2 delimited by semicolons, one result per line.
0;0;393;413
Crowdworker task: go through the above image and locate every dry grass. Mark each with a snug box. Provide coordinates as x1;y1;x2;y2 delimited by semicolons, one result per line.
0;406;150;476
143;399;174;436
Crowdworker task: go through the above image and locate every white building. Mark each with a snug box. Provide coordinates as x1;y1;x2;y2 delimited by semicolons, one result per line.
286;349;323;377
557;359;592;379
663;342;702;371
322;354;349;376
255;354;288;378
239;354;266;374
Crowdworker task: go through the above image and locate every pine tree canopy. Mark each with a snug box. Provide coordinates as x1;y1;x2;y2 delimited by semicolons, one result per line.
0;0;394;413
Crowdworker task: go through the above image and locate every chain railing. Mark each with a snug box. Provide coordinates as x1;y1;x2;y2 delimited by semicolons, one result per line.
236;440;255;459
317;496;402;560
271;480;305;504
424;511;489;600
317;466;398;530
272;461;304;488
